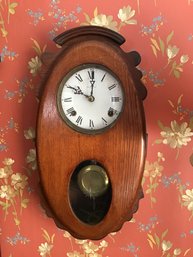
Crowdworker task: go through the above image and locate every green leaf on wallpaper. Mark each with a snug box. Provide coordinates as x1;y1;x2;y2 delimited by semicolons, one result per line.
184;248;191;256
141;177;146;186
159;37;165;55
14;217;20;226
12;211;17;216
0;200;11;210
147;239;154;249
189;153;193;167
94;7;98;17
147;233;156;245
166;253;171;257
51;234;55;244
151;45;158;57
21;198;29;208
177;94;183;105
166;31;174;44
146;188;151;194
161;229;168;240
189;117;193;129
1;28;8;37
83;13;91;23
151;197;156;203
154;139;163;144
168;100;175;108
157;120;164;130
150;38;160;51
31;38;42;56
42;228;51;242
172;61;177;69
154;233;160;248
173;69;180;78
8;2;18;15
151;183;158;190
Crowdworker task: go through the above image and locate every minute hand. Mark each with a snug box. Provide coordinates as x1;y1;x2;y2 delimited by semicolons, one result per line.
90;80;95;96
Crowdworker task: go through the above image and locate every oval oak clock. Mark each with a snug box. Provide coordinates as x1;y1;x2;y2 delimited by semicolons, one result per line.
37;26;147;240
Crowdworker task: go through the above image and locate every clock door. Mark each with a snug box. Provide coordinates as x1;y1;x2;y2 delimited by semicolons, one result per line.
69;160;112;225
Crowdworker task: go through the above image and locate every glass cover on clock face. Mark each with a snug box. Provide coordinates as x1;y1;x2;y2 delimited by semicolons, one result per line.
57;64;124;134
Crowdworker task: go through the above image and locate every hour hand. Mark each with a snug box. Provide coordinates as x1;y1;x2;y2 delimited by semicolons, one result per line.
67;85;82;94
67;85;89;98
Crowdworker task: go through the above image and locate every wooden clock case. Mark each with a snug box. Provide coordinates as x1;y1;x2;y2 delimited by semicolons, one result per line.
37;26;147;240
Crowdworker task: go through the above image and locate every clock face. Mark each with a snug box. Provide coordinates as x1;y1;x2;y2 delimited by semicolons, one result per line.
57;64;124;134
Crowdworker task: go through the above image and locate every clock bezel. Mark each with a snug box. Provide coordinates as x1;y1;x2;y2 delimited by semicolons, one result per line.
56;63;125;135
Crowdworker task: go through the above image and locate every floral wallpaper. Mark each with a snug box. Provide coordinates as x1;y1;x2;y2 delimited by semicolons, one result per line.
0;0;193;256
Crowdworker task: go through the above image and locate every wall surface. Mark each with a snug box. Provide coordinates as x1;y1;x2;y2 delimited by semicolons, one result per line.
1;1;193;256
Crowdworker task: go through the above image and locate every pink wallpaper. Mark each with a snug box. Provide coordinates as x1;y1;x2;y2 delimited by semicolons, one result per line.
1;1;193;256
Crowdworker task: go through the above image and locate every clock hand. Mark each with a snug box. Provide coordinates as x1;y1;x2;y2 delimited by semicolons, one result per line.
90;80;95;97
88;70;95;99
67;85;89;98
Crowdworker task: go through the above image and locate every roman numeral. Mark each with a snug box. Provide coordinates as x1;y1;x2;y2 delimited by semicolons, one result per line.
102;117;108;125
101;73;106;82
63;97;72;102
108;84;116;90
88;69;95;80
76;116;83;125
111;97;121;102
89;119;94;128
66;107;76;116
75;74;83;82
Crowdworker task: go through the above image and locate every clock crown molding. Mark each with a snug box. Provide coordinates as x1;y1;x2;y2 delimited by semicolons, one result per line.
54;25;125;46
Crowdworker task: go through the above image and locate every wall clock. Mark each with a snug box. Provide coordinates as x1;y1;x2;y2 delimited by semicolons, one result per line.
37;26;147;240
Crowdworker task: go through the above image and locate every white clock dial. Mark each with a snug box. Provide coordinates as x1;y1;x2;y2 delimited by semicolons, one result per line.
57;64;124;134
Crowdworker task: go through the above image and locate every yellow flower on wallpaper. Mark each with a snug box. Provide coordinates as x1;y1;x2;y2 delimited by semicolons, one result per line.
90;14;118;31
156;120;193;153
66;236;108;257
38;242;53;257
28;56;42;76
180;54;189;64
167;45;179;59
162;240;173;252
0;185;15;200
173;248;182;256
82;7;118;31
82;5;137;32
0;158;29;227
11;173;28;190
3;158;14;166
26;148;37;171
38;229;55;257
118;5;137;24
144;161;163;178
82;241;99;254
150;32;189;78
24;127;36;140
147;229;191;256
182;189;193;211
0;166;12;179
0;168;8;179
